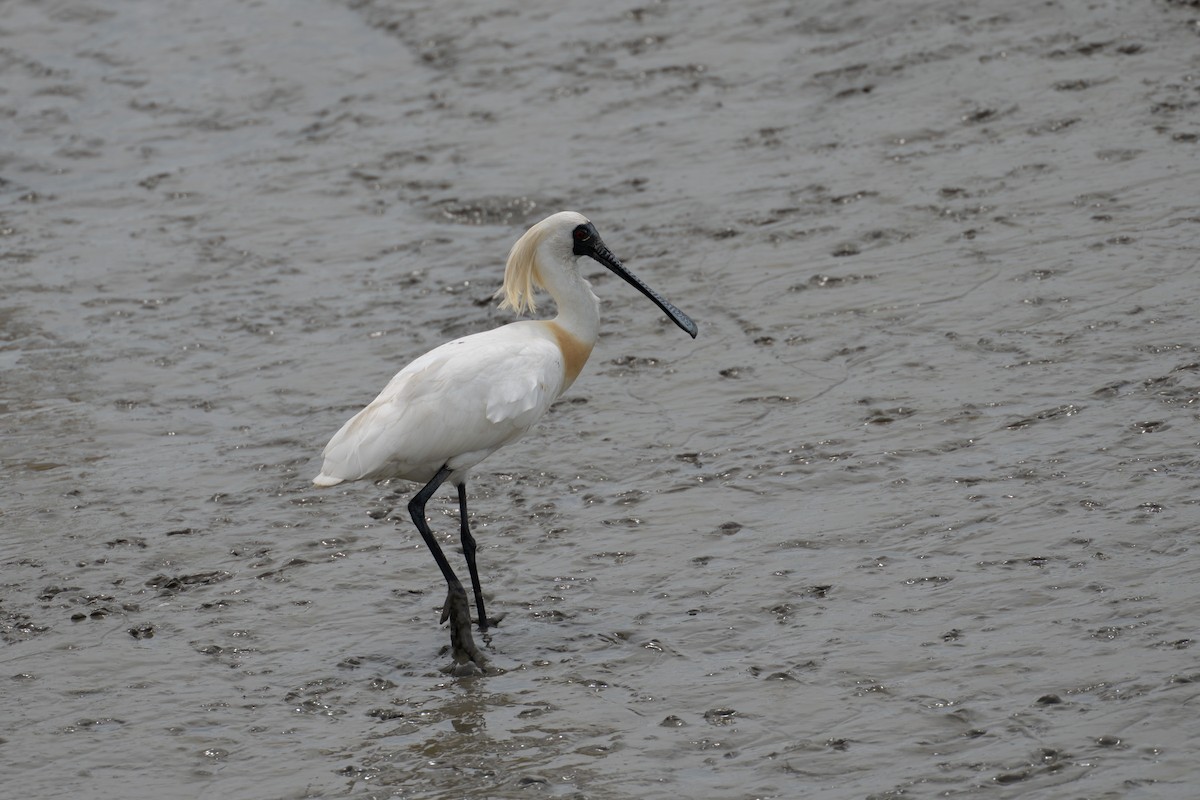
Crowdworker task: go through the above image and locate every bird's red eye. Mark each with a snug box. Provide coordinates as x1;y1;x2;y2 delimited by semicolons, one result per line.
573;227;591;241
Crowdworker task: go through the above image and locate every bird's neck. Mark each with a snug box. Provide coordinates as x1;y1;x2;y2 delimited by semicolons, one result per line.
542;258;601;347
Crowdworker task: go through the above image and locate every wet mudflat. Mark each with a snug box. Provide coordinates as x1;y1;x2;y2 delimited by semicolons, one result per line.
4;0;1200;797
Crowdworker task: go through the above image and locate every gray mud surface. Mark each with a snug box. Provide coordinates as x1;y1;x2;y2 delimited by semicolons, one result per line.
4;1;1200;798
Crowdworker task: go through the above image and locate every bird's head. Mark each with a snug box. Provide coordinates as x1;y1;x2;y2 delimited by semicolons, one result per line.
497;211;697;339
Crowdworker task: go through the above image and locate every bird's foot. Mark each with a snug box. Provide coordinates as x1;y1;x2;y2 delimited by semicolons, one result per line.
440;592;506;632
440;585;488;673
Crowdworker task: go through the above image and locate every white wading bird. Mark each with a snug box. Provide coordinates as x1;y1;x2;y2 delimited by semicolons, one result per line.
314;211;697;671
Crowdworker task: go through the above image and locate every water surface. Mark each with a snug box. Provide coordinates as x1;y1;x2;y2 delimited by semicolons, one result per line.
4;0;1200;797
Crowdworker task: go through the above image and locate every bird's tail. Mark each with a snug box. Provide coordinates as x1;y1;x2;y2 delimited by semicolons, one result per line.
312;473;345;487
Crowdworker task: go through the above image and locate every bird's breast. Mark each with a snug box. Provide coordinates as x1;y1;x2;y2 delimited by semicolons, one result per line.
544;321;594;391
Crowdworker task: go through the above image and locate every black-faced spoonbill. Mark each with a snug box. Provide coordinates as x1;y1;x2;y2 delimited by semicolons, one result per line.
314;211;697;672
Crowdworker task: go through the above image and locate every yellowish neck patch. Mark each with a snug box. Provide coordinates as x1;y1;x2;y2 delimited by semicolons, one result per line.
545;321;594;391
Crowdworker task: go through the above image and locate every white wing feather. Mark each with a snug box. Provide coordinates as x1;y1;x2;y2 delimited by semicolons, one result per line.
314;322;565;486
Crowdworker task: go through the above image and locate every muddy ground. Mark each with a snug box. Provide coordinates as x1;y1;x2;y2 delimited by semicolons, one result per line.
3;0;1200;797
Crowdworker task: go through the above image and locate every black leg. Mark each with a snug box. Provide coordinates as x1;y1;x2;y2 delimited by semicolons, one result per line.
408;466;458;586
457;481;490;631
408;466;486;670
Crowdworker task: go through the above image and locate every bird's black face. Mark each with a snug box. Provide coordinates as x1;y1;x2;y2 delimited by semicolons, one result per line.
570;221;698;339
571;222;622;274
571;223;601;258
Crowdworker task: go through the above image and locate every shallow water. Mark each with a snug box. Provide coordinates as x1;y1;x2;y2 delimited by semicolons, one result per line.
4;0;1200;797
